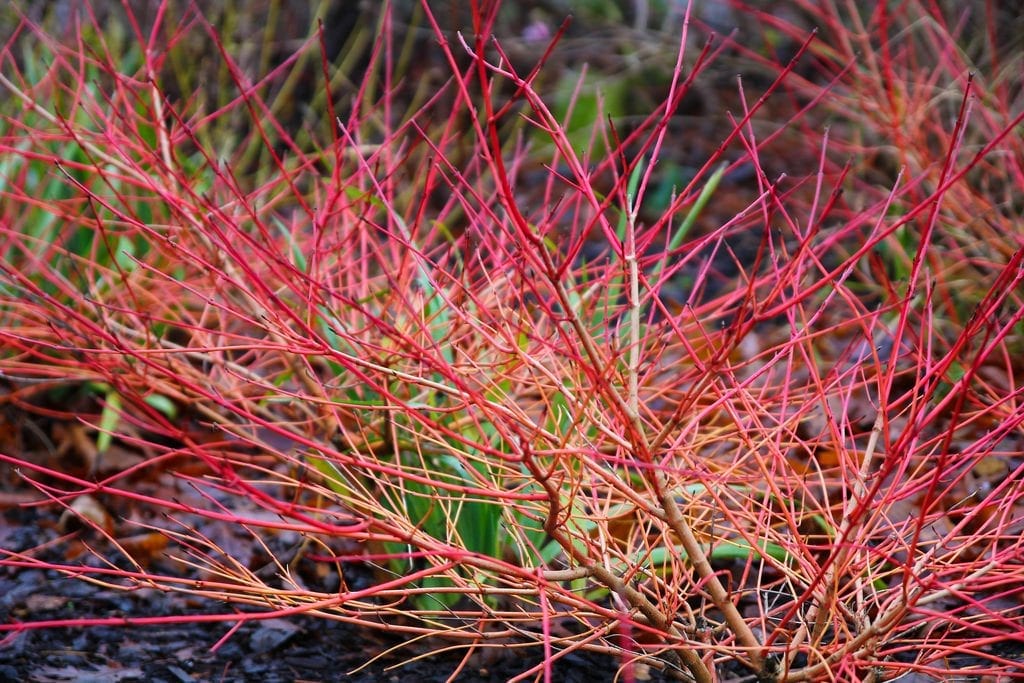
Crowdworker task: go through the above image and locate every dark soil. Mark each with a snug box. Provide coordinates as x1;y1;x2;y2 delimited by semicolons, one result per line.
0;584;639;683
0;507;677;683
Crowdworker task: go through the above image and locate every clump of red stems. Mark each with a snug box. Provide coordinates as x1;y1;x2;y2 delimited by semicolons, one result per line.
1;1;1023;681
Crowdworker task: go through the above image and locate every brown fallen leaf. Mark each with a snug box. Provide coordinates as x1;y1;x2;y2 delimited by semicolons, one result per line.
59;494;115;536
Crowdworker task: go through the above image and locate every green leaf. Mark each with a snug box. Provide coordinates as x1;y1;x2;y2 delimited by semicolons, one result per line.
144;394;178;419
96;388;122;454
664;162;727;257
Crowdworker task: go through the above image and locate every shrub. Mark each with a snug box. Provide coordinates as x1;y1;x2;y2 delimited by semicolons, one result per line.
2;1;1022;680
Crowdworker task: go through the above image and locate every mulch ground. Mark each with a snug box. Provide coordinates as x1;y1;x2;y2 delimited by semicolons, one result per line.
1;504;678;683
